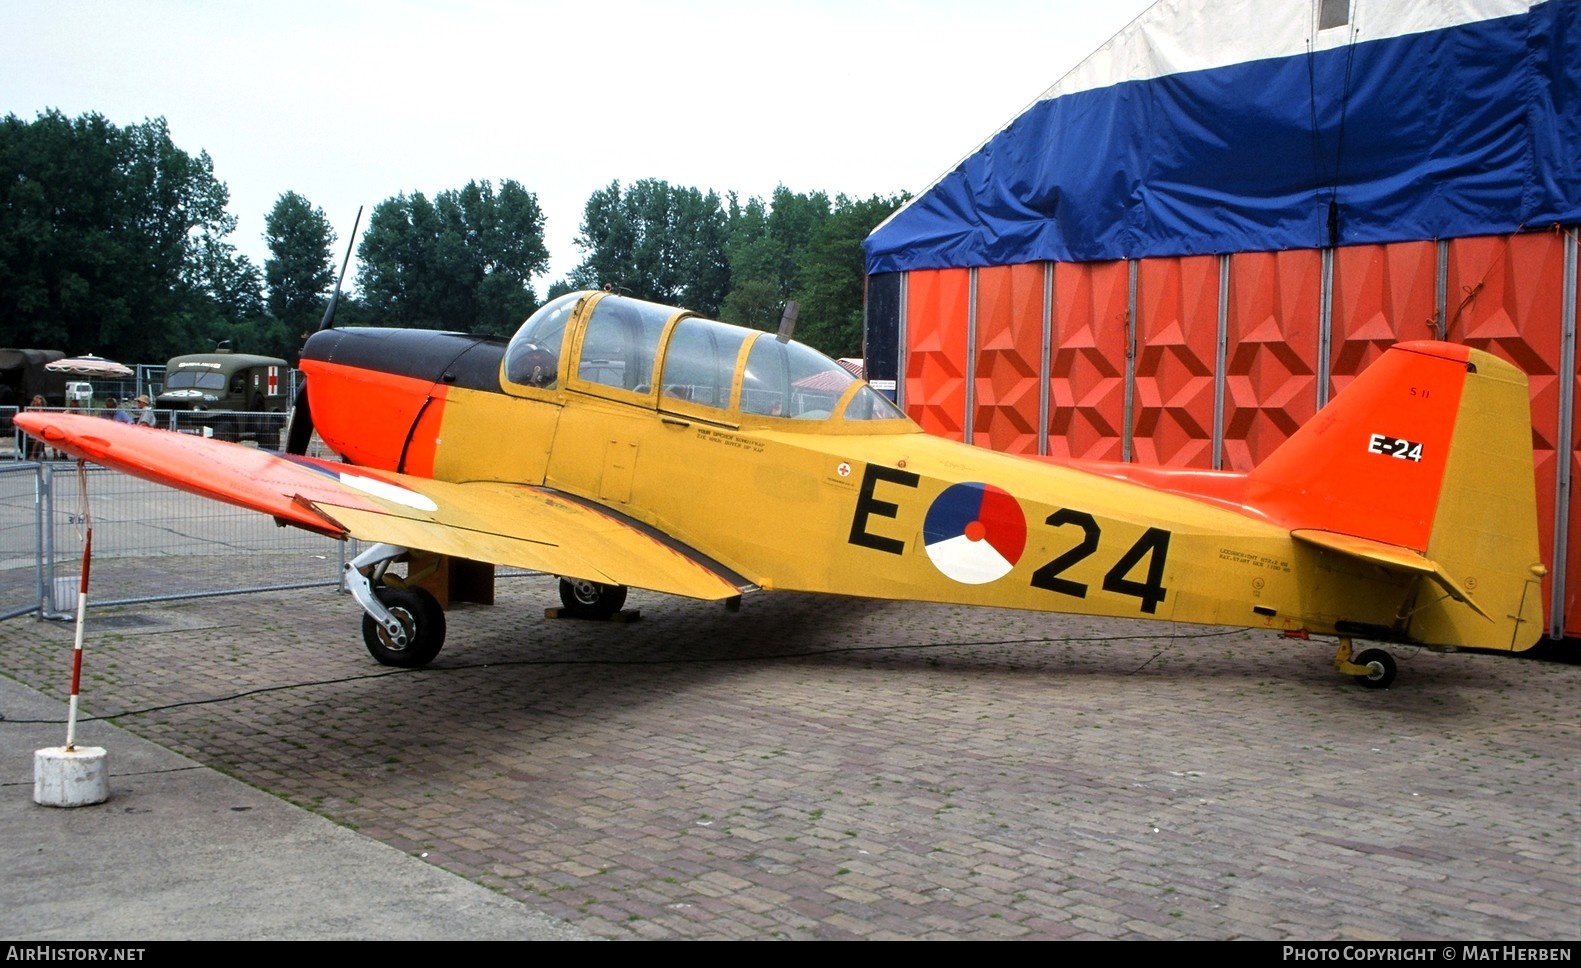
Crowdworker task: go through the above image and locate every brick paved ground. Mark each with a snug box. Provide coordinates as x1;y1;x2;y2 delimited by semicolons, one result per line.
1;578;1577;940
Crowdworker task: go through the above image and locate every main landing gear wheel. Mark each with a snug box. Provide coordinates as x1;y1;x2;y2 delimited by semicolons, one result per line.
558;578;627;620
1353;648;1397;689
361;585;446;667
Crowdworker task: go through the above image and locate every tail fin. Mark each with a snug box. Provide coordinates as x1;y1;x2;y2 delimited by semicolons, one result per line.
1247;341;1546;652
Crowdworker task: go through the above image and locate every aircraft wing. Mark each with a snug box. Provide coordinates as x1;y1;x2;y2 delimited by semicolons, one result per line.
15;413;752;602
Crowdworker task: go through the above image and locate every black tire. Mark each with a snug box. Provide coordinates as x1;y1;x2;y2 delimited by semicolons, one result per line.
558;577;627;620
1354;648;1397;689
361;585;446;667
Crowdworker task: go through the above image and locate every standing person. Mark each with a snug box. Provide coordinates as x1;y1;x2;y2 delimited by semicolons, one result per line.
134;394;156;427
23;394;47;459
102;397;134;424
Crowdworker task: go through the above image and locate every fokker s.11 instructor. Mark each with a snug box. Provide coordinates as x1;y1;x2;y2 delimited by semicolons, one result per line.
16;289;1548;688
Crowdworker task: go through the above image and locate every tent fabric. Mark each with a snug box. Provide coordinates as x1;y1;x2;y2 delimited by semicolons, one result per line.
865;0;1581;275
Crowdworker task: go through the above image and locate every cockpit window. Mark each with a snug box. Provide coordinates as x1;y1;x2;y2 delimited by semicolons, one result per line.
658;317;749;410
577;295;674;392
503;292;580;389
741;334;856;419
840;384;907;421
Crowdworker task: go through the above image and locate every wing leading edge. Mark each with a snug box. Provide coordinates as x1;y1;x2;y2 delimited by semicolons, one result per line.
15;413;752;603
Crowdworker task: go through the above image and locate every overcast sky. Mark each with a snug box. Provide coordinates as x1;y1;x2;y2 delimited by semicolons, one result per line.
2;0;1154;290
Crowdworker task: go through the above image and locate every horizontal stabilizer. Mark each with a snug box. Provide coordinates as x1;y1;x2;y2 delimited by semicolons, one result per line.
1291;529;1490;622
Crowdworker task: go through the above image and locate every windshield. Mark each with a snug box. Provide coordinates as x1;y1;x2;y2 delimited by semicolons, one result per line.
166;371;226;391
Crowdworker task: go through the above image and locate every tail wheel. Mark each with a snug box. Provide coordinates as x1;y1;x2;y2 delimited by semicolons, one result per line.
1353;648;1397;689
558;578;627;619
361;585;446;667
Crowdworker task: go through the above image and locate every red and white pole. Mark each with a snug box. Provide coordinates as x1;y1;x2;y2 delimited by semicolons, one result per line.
34;459;110;807
64;526;91;750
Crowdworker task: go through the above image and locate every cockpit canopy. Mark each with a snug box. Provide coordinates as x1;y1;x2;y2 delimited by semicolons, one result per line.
502;291;906;424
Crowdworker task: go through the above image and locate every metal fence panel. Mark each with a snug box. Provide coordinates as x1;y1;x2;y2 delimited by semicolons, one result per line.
0;458;351;621
1;423;535;623
7;409;337;462
36;463;348;616
0;462;42;620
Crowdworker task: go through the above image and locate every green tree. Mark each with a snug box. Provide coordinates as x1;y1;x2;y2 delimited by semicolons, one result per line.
718;194;781;330
765;185;831;296
569;179;730;314
264;192;335;344
717;186;831;334
356;179;547;335
791;193;907;357
0;109;261;362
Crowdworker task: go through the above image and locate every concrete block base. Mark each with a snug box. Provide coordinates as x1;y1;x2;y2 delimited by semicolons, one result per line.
33;746;110;807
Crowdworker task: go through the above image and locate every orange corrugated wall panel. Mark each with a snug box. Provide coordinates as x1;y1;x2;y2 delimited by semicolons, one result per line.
1048;260;1129;460
1133;255;1220;468
973;263;1045;455
904;268;971;441
1446;231;1568;637
1222;250;1323;471
1329;241;1440;396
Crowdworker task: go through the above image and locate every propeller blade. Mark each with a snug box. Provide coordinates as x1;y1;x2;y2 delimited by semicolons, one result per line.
316;205;363;333
283;385;314;455
291;206;362;455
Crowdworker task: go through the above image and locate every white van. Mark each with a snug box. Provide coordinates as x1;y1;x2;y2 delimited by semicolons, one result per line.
64;381;92;406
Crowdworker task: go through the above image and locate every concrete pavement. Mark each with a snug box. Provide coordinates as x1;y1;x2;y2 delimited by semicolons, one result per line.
1;578;1578;940
0;666;597;941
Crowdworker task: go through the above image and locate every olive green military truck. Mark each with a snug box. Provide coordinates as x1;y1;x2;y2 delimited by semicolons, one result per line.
156;351;291;447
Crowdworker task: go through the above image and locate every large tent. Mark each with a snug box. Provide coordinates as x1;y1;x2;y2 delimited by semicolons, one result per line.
862;0;1581;639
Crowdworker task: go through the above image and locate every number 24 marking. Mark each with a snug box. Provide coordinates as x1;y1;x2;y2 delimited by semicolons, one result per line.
1029;509;1171;614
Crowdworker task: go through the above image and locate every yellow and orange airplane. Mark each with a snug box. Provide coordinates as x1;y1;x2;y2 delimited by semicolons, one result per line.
15;289;1548;688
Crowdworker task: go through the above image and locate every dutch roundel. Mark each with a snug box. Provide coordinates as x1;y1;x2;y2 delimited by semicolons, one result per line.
922;482;1027;584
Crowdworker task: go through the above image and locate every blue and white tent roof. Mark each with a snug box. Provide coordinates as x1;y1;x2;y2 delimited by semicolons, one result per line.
865;0;1581;274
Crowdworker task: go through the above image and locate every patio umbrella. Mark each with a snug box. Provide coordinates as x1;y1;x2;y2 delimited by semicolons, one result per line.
45;355;133;378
